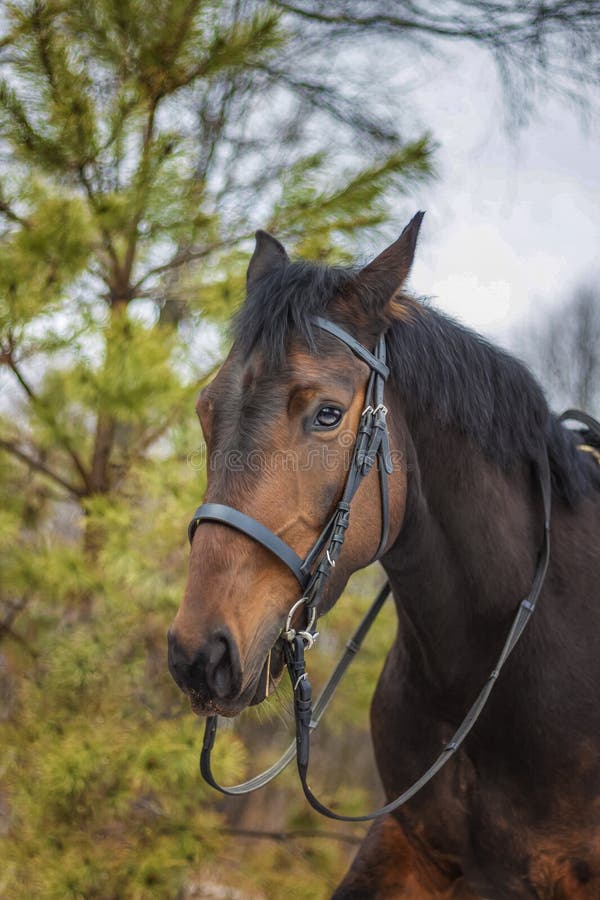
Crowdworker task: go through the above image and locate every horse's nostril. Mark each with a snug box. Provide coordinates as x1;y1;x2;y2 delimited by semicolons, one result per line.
205;635;239;700
167;627;242;703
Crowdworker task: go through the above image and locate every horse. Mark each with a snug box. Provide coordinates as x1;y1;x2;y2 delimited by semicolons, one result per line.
168;214;600;898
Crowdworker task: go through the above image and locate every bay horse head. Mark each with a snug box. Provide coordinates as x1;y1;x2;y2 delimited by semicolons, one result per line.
168;213;425;717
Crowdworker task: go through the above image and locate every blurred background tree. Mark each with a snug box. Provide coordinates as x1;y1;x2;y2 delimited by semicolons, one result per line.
0;2;431;896
513;283;600;416
271;0;600;128
0;1;598;898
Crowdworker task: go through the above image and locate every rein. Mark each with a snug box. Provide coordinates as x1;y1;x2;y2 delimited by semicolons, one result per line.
188;317;557;821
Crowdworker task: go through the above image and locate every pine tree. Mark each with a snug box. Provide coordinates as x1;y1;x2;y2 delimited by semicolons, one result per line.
0;2;432;896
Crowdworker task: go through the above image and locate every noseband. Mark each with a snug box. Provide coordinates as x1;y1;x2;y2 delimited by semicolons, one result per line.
187;318;555;822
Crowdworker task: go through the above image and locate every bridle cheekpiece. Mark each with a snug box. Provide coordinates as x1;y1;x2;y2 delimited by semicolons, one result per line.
188;315;393;646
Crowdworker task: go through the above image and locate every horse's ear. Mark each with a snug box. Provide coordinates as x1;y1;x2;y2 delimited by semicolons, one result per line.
356;211;425;316
247;230;289;288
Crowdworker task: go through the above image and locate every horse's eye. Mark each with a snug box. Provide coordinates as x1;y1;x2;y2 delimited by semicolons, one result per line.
313;406;343;429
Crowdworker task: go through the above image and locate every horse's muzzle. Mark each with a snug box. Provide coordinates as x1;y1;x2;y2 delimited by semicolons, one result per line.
167;626;243;709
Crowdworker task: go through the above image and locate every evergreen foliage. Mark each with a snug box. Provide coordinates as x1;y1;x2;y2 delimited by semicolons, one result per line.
0;1;432;896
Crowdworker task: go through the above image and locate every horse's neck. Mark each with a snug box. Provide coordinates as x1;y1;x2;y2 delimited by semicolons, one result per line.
382;420;543;693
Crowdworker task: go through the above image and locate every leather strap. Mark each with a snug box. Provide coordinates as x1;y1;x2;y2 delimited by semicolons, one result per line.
559;408;600;442
310;316;390;380
200;583;391;794
189;503;309;589
286;456;552;821
297;361;391;607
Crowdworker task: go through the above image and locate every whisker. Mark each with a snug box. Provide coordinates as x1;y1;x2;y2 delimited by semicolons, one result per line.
272;680;294;724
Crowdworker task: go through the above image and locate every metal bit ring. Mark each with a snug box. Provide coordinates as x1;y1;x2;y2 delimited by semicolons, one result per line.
283;597;317;643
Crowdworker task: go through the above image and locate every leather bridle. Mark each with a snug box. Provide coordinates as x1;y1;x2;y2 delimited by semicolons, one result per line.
188;316;393;599
187;316;554;821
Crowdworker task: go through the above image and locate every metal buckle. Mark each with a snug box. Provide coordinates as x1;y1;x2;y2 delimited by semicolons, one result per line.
578;443;600;464
297;630;319;650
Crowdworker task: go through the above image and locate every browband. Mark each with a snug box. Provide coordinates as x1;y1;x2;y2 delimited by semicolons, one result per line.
310;316;390;379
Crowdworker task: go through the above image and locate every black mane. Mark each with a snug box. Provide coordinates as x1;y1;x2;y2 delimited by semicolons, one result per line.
233;260;600;505
234;261;357;365
385;308;600;504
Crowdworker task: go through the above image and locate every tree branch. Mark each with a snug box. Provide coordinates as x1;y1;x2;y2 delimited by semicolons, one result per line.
118;95;163;303
257;64;399;143
0;197;30;228
0;597;37;657
2;348;91;490
0;439;83;497
271;0;600;106
0;619;38;658
272;1;490;40
77;165;122;278
132;233;252;292
89;412;116;494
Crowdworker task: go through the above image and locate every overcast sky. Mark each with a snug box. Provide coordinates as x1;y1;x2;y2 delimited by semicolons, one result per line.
376;46;600;343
